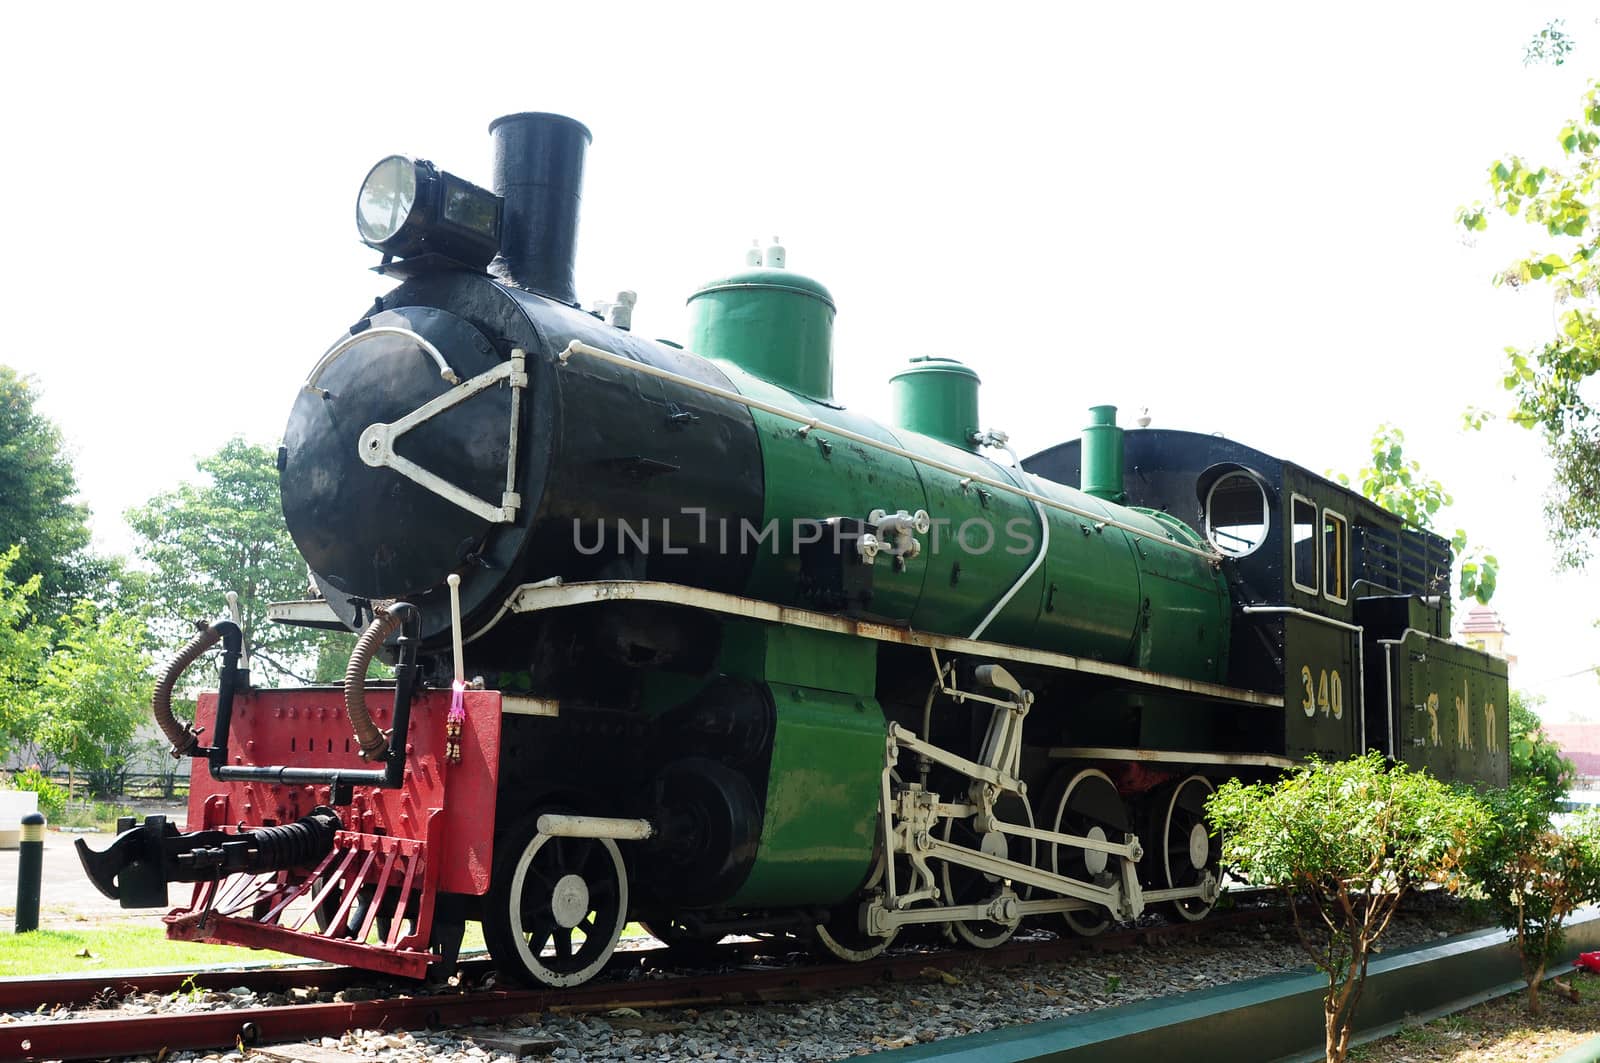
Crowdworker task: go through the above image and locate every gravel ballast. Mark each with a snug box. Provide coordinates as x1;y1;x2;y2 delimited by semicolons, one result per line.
2;900;1487;1062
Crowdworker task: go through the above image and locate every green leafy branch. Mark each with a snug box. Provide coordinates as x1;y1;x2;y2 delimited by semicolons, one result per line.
1333;425;1497;603
1461;80;1600;569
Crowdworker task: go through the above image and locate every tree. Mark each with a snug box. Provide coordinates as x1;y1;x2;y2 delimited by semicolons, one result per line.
1525;19;1575;68
1206;755;1483;1063
126;437;326;685
1508;689;1576;802
0;367;95;620
1466;785;1600;1014
1334;424;1497;603
0;546;51;762
1459;80;1600;568
32;602;151;795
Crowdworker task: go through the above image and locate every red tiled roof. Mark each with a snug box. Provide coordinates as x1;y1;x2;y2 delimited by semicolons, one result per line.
1542;724;1600;778
1544;723;1600;748
1461;607;1507;635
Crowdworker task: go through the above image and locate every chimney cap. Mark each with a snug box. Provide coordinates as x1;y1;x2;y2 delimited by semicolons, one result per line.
488;112;593;141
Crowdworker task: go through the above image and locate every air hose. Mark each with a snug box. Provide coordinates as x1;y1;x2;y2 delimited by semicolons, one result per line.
153;622;241;758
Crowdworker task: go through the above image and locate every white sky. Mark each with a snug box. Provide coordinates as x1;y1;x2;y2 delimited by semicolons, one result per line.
0;2;1595;717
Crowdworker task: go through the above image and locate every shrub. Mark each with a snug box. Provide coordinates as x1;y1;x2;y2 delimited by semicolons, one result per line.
1507;691;1574;806
1465;785;1600;1013
9;766;66;821
1206;754;1482;1063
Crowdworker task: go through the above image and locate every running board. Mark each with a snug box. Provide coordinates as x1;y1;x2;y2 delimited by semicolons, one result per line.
500;580;1284;709
1050;746;1299;769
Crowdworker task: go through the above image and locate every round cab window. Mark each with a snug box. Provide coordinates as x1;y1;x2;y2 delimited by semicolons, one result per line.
1205;472;1269;557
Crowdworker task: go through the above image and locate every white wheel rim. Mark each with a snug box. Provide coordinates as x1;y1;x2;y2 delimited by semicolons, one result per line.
508;832;628;987
1052;768;1121;878
1053;768;1123;934
1163;775;1216;890
1164;775;1217;922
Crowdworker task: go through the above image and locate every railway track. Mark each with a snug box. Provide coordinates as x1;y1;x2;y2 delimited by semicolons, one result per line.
2;904;1284;1061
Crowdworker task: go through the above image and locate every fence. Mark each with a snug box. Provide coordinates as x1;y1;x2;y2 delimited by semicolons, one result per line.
8;770;189;804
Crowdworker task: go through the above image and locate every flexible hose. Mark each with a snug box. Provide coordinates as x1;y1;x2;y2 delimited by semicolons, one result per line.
154;624;226;757
346;609;403;760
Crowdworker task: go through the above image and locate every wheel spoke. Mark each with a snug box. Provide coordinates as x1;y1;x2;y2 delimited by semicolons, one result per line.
520;891;555;924
553;926;573;959
525;923;554;955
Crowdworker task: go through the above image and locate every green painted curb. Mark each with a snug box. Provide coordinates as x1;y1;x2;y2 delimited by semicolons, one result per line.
1550;1031;1600;1063
878;909;1600;1063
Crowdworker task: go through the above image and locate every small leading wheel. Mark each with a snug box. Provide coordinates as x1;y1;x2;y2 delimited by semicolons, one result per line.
1050;768;1130;937
939;791;1034;949
1157;775;1220;922
483;812;629;988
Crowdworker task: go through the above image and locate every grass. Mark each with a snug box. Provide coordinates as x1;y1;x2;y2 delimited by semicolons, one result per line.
0;923;296;977
1350;969;1600;1061
0;919;651;979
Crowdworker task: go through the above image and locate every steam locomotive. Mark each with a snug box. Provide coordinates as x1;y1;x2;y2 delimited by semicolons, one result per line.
78;113;1509;987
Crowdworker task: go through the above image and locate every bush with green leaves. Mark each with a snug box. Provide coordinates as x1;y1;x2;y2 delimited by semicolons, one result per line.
7;766;65;821
1466;785;1600;1014
1507;690;1575;805
1206;754;1483;1063
1332;424;1496;603
32;600;150;794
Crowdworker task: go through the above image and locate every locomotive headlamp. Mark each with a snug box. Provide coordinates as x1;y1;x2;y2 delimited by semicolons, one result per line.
355;155;503;270
356;156;417;244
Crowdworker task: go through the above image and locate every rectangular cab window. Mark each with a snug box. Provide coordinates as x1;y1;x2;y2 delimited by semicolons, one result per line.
1291;495;1317;594
1324;510;1348;603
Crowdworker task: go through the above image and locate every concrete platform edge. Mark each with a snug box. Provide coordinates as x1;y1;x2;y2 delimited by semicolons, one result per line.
879;909;1600;1063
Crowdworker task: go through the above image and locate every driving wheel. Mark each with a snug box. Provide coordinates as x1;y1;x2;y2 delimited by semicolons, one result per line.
939;791;1034;948
1155;775;1221;922
1050;768;1130;937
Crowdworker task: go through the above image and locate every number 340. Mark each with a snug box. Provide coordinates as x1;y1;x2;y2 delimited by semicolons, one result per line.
1301;666;1344;720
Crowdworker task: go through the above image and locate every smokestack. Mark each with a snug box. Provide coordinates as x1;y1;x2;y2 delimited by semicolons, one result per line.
487;112;592;305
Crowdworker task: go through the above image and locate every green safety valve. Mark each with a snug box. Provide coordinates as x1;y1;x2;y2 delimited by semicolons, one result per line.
15;811;44;933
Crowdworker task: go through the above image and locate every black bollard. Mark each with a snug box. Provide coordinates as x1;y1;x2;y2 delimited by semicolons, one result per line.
15;811;44;933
